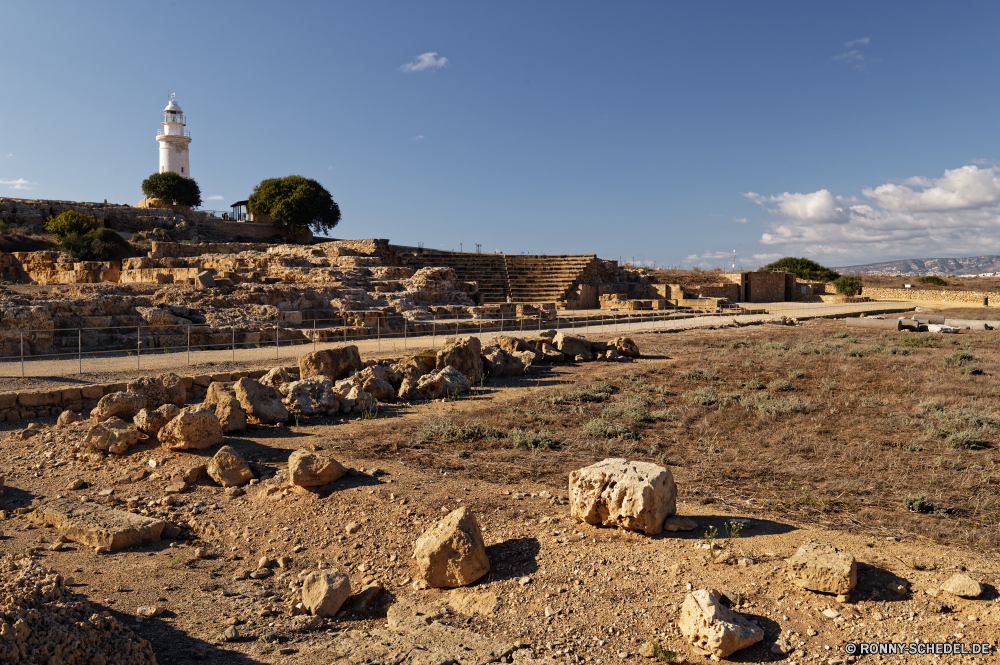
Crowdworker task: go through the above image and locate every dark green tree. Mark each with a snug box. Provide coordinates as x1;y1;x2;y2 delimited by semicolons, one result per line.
45;210;100;240
761;257;840;281
60;228;133;261
141;172;202;207
833;274;863;296
248;175;341;235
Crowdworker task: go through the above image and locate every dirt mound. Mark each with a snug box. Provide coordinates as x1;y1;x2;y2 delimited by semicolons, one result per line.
0;554;156;665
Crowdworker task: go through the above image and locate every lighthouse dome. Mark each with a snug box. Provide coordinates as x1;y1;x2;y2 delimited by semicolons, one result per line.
164;99;183;112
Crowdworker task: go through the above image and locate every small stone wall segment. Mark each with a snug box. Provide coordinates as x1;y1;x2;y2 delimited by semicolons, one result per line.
0;370;268;424
862;287;995;304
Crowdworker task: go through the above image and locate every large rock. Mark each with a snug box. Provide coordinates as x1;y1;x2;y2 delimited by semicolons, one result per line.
399;365;470;401
387;362;422;389
482;346;531;377
207;445;253;487
298;346;363;381
30;498;166;551
84;418;144;454
540;343;565;362
331;378;377;414
302;570;352;617
158;407;224;450
609;336;641;358
283;377;341;417
436;336;484;382
288;449;347;486
203;382;247;433
940;573;982;598
569;458;677;535
413;507;490;588
786;540;857;594
552;332;593;358
158;372;187;407
234;377;289;423
133;404;181;440
495;335;542;362
679;589;764;658
126;377;168;409
356;365;396;401
91;392;146;422
260;366;296;389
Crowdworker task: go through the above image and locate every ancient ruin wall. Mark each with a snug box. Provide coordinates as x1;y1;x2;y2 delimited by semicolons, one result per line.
862;287;996;304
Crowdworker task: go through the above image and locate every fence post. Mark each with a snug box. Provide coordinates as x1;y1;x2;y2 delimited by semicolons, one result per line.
377;319;380;353
187;325;191;366
404;319;407;351
276;325;280;360
78;328;82;375
20;331;24;379
343;316;347;345
313;318;317;354
137;324;140;371
432;319;436;349
232;326;236;363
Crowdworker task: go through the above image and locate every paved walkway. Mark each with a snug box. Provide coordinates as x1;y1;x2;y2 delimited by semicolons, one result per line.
0;300;913;381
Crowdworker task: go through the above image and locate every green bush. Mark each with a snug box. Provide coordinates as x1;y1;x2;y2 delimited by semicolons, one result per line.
45;210;100;240
904;494;947;515
248;175;340;235
412;419;504;445
761;257;840;281
141;171;202;207
682;368;719;381
582;418;640;440
60;228;133;261
917;275;948;286
508;429;558;452
833;274;863;296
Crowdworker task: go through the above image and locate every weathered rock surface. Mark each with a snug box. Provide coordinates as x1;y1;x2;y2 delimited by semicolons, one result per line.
133;404;181;440
91;391;147;422
282;377;341;416
298;346;363;381
158;407;224;450
482;346;531;377
552;332;593;357
356;364;396;401
288;449;347;487
436;336;484;382
260;366;295;389
234;377;289;423
207;445;253;487
56;409;80;426
940;573;982;598
569;458;677;535
159;372;187;407
496;335;542;362
302;569;352;617
787;540;858;594
30;498;166;551
609;336;641;358
84;418;144;454
539;343;565;362
126;376;167;409
400;365;470;400
413;506;490;588
679;589;764;658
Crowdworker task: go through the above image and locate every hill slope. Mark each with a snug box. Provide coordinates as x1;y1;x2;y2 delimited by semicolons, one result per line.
835;255;1000;276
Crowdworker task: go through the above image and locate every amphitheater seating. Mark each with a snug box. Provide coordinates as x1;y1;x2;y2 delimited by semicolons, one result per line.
405;252;600;304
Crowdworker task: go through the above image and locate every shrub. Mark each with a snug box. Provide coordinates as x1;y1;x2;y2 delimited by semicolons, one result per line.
767;379;796;392
833;274;863;296
761;257;840;281
601;404;654;422
141;171;202;207
960;364;984;375
946;430;986;450
508;429;558;452
682;368;719;381
45;210;100;240
412;419;504;445
904;494;947;515
682;387;718;406
746;393;806;415
582;418;640;440
896;335;936;348
738;379;766;390
60;228;133;261
917;275;948;286
945;350;977;366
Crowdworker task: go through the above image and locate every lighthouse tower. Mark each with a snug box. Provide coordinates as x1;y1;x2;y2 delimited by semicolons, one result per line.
156;94;192;177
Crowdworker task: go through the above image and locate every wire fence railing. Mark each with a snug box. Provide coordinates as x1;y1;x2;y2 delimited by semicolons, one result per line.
0;300;913;379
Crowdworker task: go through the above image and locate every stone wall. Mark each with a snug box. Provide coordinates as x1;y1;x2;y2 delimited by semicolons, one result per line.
862;287;996;304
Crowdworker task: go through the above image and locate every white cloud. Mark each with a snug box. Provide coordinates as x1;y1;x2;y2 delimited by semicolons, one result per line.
834;37;871;70
412;135;425;141
845;37;870;47
206;195;225;201
731;217;748;224
4;154;11;158
745;164;1000;263
0;178;36;190
399;52;448;73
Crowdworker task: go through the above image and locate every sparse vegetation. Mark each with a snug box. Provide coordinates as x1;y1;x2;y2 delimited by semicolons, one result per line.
917;275;948;286
833;274;863;296
582;418;640;440
45;210;100;240
761;256;840;281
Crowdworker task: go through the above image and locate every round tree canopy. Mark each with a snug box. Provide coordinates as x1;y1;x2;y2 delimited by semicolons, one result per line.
247;175;341;235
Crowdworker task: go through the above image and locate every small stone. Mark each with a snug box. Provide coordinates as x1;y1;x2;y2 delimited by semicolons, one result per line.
940;573;982;598
137;605;165;617
836;594;849;603
48;542;64;551
771;637;793;654
277;556;292;569
250;569;272;579
519;576;532;586
806;627;818;637
67;479;85;490
225;617;238;625
163;481;188;495
822;608;840;619
193;547;208;559
259;556;274;568
544;606;555;618
345;522;361;535
97;488;114;497
223;626;239;642
95;546;110;554
639;641;657;658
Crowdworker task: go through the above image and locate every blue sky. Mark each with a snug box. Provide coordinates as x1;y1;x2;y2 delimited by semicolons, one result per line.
4;1;1000;268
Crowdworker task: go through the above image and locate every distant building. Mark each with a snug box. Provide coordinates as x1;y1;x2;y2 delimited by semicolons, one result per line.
156;94;192;177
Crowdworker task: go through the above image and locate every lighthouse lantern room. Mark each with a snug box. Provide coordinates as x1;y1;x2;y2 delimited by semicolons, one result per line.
156;94;192;177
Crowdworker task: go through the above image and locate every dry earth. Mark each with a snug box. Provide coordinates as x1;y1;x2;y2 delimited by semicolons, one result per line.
3;320;1000;664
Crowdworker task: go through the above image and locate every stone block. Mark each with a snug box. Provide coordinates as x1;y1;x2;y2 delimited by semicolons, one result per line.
61;388;82;403
18;391;60;408
81;385;104;400
569;458;676;534
193;375;212;387
0;394;15;410
105;382;127;395
211;373;232;383
30;498;166;551
787;540;857;594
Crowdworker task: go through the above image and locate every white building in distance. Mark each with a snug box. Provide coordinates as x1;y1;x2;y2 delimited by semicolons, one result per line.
156;94;191;177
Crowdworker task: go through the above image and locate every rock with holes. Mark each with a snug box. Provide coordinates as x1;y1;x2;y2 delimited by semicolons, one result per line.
158;408;224;450
435;337;484;382
298;346;363;381
552;332;593;358
609;336;641;358
288;449;347;487
203;382;247;433
84;418;144;455
134;404;181;440
159;372;187;407
402;366;470;401
260;366;296;389
481;346;530;377
207;445;253;487
413;507;490;588
234;377;289;424
126;376;168;410
57;410;79;426
787;540;857;594
91;392;147;422
495;335;542;362
679;589;764;657
356;365;396;401
568;458;677;535
283;377;340;417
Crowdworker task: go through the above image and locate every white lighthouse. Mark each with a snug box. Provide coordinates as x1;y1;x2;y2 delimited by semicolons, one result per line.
156;94;192;177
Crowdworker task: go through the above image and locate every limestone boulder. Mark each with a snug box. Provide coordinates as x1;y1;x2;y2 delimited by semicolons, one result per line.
84;418;144;455
288;449;347;487
495;335;542;362
207;445;253;487
298;346;362;381
569;458;677;535
552;332;593;358
357;365;396;401
401;365;471;401
260;366;295;389
234;377;289;424
481;346;529;377
786;540;857;594
283;377;340;417
134;404;181;440
331;378;376;414
158;408;224;451
91;392;147;422
397;378;420;401
940;573;982;598
203;381;247;433
126;376;167;409
540;343;565;362
302;570;352;617
436;336;484;382
679;589;764;658
387;362;421;389
57;410;79;426
609;336;641;358
413;507;490;588
158;372;187;407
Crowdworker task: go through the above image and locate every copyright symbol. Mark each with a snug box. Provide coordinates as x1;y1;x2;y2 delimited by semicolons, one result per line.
845;643;857;655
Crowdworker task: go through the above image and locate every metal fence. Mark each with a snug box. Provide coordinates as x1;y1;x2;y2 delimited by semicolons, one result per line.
0;300;913;379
